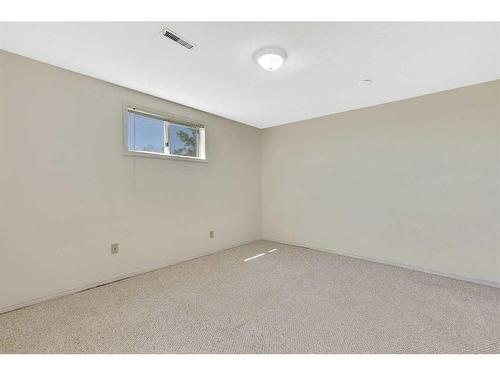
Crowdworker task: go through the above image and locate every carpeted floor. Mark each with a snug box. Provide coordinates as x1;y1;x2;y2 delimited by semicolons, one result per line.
0;240;499;353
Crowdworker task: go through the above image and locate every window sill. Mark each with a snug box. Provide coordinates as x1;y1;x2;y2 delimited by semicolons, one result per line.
124;151;208;163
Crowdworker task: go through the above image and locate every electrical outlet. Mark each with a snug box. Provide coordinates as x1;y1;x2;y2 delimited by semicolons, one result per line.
209;230;214;239
111;243;119;254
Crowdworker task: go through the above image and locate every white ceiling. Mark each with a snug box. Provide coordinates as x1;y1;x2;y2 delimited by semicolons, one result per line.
1;22;499;128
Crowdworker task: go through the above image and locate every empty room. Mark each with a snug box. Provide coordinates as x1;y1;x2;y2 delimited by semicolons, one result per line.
1;3;500;368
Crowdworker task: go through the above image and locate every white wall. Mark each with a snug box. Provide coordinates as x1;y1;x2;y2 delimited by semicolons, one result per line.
1;51;499;314
262;81;500;286
0;51;262;312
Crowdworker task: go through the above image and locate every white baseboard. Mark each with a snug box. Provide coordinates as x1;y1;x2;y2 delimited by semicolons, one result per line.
264;238;500;289
0;239;258;315
2;238;497;315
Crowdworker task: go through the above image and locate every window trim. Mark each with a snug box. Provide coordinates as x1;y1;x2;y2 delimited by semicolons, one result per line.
123;103;207;162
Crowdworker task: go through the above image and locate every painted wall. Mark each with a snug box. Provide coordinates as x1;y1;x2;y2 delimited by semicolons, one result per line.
0;51;262;312
262;81;500;286
1;50;499;313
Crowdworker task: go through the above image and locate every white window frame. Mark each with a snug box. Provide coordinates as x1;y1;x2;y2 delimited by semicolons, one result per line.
123;104;207;162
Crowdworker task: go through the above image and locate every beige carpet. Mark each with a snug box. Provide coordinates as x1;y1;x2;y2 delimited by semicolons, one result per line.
0;240;499;353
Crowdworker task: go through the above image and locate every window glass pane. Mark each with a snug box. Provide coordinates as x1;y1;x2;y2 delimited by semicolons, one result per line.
168;123;200;157
128;112;165;153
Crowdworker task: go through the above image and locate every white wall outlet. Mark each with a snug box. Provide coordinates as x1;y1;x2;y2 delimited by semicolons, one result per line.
209;230;214;239
111;243;119;254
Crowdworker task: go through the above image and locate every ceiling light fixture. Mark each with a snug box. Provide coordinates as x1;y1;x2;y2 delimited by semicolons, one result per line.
255;47;287;72
358;79;372;86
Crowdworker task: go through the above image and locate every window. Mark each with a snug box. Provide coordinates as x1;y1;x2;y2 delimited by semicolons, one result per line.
125;107;206;160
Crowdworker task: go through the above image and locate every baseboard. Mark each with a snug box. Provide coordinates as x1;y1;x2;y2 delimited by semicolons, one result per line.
0;238;258;315
3;237;497;315
263;238;500;289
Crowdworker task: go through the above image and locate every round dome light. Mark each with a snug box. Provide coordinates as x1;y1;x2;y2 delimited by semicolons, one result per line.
255;47;287;72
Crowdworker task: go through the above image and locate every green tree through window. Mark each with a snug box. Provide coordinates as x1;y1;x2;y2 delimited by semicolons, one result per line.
170;124;199;157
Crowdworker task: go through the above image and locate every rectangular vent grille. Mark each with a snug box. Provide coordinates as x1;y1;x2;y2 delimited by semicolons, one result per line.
160;27;195;49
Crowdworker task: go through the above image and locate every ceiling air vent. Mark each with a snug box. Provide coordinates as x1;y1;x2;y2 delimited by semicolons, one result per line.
160;27;195;49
